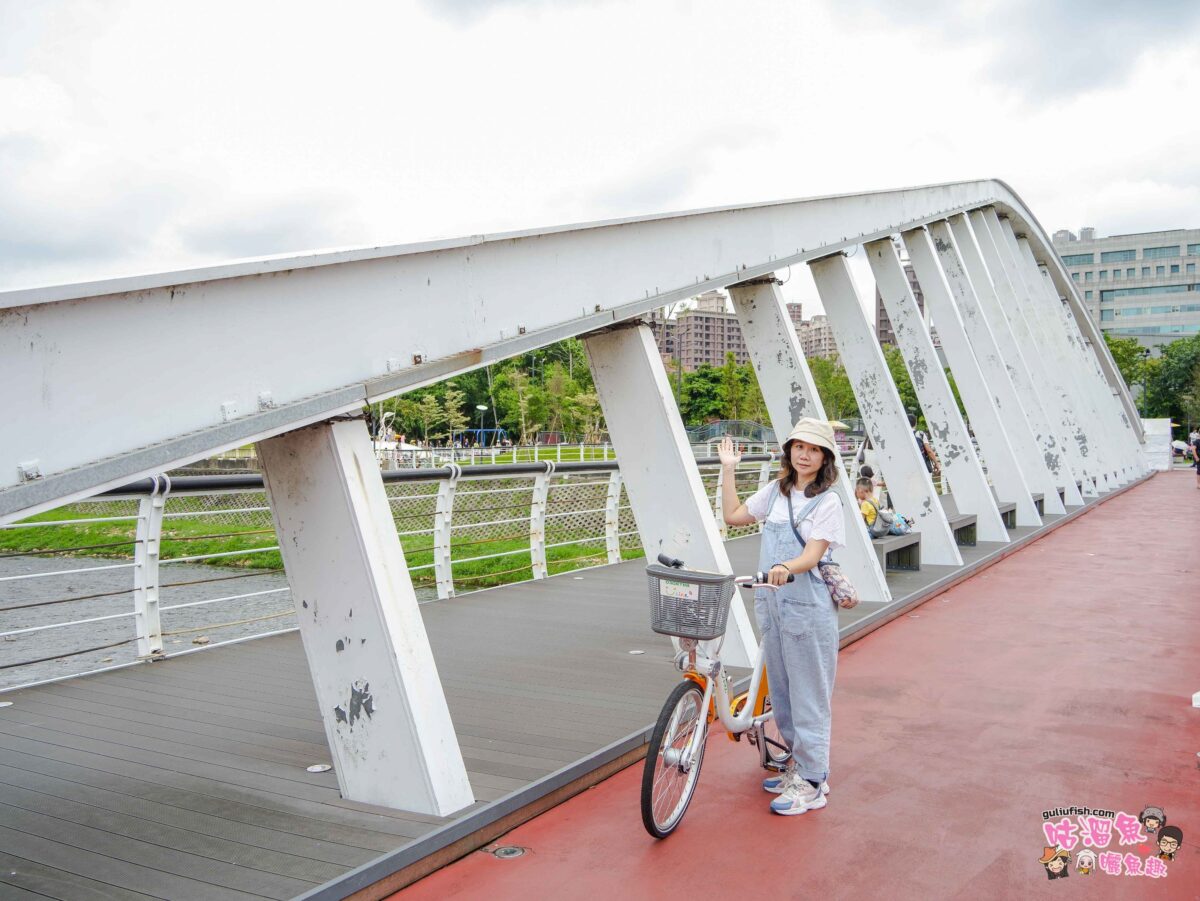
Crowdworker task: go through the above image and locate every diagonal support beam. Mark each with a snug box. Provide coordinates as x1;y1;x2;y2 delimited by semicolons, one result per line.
582;323;757;668
904;226;1040;528
865;238;1008;542
948;214;1072;513
810;253;962;566
992;213;1117;489
976;208;1100;496
258;418;474;816
728;277;891;602
926;221;1053;521
1014;235;1144;482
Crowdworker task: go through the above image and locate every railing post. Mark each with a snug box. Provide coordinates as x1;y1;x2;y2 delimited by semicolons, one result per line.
757;453;775;534
433;464;460;600
604;470;623;564
132;474;169;658
529;462;554;579
713;464;728;538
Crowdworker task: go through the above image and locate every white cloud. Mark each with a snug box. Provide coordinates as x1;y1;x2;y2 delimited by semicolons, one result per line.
0;0;1197;308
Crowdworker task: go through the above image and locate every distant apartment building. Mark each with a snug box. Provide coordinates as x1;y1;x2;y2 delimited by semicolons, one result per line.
875;262;925;347
1053;226;1200;348
646;291;808;370
797;314;837;359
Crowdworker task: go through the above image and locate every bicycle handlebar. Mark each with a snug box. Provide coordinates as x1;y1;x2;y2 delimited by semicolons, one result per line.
657;553;793;584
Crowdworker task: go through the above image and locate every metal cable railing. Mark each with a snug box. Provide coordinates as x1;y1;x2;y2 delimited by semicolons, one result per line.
0;455;780;691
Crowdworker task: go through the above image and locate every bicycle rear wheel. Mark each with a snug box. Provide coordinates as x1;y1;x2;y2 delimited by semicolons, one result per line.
641;679;707;838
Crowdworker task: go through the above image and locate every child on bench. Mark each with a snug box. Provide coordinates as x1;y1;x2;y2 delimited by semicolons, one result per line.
855;477;912;538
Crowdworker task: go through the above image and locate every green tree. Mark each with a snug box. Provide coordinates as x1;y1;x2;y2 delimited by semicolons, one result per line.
1145;335;1200;429
882;346;919;418
808;357;858;421
1102;333;1146;392
416;394;443;441
442;384;469;439
1179;361;1200;431
720;353;742;420
679;365;725;423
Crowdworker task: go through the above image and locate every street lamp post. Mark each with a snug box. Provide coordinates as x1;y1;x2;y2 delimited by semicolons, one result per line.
1139;347;1150;418
476;404;488;441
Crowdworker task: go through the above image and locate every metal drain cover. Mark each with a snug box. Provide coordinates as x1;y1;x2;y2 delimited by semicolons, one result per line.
492;846;525;859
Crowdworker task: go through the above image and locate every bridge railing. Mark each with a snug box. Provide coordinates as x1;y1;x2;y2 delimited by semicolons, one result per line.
0;456;780;691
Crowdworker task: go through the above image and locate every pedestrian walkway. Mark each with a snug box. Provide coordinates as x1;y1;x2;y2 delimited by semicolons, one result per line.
396;471;1199;900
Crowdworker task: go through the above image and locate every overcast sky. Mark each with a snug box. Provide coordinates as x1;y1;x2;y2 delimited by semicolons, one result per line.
2;0;1198;315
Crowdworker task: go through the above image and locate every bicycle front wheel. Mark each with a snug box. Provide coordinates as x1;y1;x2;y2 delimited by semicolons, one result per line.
641;679;708;838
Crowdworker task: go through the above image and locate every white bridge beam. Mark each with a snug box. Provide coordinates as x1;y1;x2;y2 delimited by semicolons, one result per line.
810;253;962;566
582;323;757;668
728;277;892;603
257;418;474;816
0;180;1142;523
865;238;1008;543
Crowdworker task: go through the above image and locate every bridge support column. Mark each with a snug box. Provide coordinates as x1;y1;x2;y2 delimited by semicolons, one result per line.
927;220;1053;521
258;418;474;816
947;214;1072;513
1014;236;1143;483
904;227;1039;529
728;277;891;602
810;253;962;566
1045;289;1147;478
976;209;1100;497
582;323;757;668
992;213;1117;490
865;238;1009;543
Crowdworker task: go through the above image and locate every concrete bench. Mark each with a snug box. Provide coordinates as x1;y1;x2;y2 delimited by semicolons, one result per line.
873;531;921;572
1032;492;1044;515
937;495;977;547
996;501;1017;529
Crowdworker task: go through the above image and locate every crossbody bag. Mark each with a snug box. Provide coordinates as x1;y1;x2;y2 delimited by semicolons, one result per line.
785;490;861;610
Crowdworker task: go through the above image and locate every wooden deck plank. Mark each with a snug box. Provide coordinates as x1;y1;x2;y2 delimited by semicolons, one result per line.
0;851;162;901
0;783;345;886
0;824;267;901
0;763;375;868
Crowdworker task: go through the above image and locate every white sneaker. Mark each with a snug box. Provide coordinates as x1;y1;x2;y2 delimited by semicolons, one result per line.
763;768;829;796
770;777;828;815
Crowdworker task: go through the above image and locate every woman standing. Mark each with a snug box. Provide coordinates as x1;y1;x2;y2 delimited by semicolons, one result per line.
718;418;845;816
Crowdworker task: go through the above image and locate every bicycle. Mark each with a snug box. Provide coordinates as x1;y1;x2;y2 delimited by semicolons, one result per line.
640;553;793;838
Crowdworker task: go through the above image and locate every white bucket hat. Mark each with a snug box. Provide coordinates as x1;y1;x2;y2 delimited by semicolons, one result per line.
783;418;836;454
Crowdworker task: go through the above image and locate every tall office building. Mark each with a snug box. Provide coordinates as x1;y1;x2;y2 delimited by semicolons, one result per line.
1053;227;1200;348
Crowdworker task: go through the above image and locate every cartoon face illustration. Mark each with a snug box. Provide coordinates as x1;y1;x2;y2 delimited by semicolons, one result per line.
1138;806;1166;834
1157;826;1183;861
1075;850;1096;874
1039;846;1071;879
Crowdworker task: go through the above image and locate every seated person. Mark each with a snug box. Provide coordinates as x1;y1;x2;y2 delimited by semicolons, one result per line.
855;478;912;537
857;464;883;504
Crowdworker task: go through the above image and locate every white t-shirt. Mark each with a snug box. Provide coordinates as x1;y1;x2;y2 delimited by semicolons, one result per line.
744;483;845;551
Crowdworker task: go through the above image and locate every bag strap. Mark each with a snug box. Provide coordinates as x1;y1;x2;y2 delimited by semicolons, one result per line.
784;490;833;562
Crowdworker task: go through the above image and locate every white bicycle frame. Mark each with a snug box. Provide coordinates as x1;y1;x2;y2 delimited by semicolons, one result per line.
674;579;776;771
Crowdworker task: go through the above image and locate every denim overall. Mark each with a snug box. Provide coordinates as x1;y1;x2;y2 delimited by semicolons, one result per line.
755;483;839;784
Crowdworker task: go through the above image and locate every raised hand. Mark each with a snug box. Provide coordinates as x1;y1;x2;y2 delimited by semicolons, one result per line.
718;436;741;467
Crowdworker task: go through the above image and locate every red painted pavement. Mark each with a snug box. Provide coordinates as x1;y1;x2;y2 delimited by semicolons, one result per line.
398;472;1199;900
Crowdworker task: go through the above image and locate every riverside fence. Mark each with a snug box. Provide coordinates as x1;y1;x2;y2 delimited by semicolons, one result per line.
0;455;784;691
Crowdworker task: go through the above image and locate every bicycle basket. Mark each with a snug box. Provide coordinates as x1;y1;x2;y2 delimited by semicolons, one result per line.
645;564;736;641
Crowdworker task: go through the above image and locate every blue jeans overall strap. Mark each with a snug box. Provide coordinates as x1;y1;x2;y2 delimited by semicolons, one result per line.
755;483;839;784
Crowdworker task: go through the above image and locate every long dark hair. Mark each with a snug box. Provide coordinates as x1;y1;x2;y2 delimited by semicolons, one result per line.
779;441;839;498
